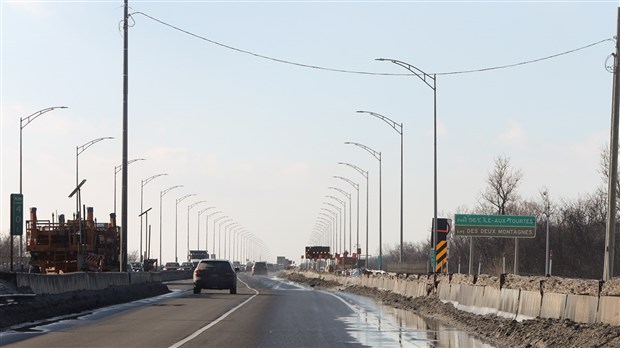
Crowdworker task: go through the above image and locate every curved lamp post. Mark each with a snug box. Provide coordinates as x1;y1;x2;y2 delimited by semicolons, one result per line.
357;110;404;262
175;194;196;262
376;58;438;270
205;211;222;255
221;220;235;258
226;223;241;259
17;106;68;271
319;212;335;250
339;162;369;267
114;158;145;215
197;207;215;250
344;142;382;270
214;217;231;258
326;195;346;255
324;202;342;254
160;185;182;265
334;176;359;260
141;174;167;261
76;136;114;215
329;187;352;254
321;207;338;255
187;201;206;261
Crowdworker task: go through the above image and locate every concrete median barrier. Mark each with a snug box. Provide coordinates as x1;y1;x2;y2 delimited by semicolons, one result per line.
516;290;541;321
564;294;598;324
480;287;500;315
540;292;566;320
597;296;620;326
498;288;520;319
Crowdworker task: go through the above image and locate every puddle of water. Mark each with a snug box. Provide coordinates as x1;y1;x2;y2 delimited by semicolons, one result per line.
333;291;494;348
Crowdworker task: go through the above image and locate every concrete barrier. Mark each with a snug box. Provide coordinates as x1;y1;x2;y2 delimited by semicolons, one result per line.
480;287;500;315
517;290;541;321
540;292;566;319
564;294;598;324
498;288;520;319
449;283;461;305
16;272;131;295
437;282;450;301
597;296;620;326
456;284;475;312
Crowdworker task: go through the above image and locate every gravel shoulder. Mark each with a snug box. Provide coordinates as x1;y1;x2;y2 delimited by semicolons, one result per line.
279;272;620;348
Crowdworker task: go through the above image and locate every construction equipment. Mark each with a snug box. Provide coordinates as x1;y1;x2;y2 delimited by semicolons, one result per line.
26;207;120;273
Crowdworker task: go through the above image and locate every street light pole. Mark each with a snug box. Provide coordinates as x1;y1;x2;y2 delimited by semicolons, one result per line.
321;208;337;256
205;211;222;255
76;137;114;216
141;174;167;261
345;142;382;270
114;158;145;215
329;187;351;254
339;162;369;267
376;58;437;270
175;194;196;262
197;207;215;250
18;106;68;271
214;217;230;258
324;203;342;254
187;201;206;261
334;176;359;262
160;185;182;265
356;110;404;262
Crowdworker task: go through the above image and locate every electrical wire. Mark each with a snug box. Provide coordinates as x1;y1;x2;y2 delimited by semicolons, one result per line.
131;11;613;77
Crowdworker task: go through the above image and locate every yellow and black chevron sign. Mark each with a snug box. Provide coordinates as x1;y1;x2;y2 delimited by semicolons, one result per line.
436;240;447;272
433;218;451;273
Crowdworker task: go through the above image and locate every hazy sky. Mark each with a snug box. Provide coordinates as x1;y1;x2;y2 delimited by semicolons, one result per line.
1;1;618;265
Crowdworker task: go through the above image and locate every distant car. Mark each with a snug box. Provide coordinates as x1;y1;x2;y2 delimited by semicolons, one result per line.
129;261;143;272
163;262;180;271
180;262;194;271
252;261;268;276
193;259;237;294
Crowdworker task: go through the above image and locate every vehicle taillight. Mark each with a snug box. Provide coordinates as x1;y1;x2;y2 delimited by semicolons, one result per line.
194;269;201;275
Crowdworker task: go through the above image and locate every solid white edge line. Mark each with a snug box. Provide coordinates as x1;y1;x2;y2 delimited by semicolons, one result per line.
168;278;259;348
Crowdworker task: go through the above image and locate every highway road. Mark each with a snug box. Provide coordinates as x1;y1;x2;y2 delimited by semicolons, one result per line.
0;274;491;347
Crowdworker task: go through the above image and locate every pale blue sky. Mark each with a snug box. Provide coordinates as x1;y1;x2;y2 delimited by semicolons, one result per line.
1;1;618;264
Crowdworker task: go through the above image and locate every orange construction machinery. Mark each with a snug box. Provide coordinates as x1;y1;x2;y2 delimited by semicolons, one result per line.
26;207;120;273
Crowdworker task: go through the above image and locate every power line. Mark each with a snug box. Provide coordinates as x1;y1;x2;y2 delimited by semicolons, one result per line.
131;11;613;77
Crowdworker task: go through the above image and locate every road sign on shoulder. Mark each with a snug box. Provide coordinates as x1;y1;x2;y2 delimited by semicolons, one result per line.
454;214;536;238
11;193;24;236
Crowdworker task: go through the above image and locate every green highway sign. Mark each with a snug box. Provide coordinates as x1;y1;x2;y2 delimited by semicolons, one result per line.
10;193;24;236
454;214;536;238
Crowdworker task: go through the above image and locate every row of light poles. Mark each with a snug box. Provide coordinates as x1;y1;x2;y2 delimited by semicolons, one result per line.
313;57;438;271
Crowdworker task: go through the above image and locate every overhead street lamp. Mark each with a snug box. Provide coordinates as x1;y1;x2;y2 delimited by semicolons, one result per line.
316;217;332;246
198;207;215;250
344;142;382;270
326;195;346;255
226;223;240;259
329;187;352;254
76;136;114;215
141;174;167;261
324;202;342;254
215;217;231;258
160;185;182;265
321;208;338;254
376;58;438;269
319;212;335;248
220;220;235;258
206;211;223;254
18;106;68;271
187;201;207;260
175;194;196;262
339;162;369;267
114;158;145;215
334;176;359;259
357;110;404;263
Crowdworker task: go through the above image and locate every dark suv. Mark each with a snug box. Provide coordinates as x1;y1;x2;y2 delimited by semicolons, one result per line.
252;261;268;276
193;259;237;294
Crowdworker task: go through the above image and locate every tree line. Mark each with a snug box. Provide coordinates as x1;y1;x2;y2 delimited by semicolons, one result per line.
380;153;620;279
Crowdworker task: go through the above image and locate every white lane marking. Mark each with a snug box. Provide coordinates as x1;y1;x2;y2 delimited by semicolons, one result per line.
168;278;259;348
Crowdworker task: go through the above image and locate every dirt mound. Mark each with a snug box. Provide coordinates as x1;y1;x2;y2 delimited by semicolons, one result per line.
283;272;341;289
0;282;169;330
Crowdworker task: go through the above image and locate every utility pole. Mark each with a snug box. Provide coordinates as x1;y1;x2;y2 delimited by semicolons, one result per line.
604;7;620;281
120;0;129;272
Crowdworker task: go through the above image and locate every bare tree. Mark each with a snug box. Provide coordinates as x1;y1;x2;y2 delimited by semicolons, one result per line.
480;155;523;215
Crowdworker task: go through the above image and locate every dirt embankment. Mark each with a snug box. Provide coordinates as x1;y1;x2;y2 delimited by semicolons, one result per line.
279;272;620;348
0;282;169;330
